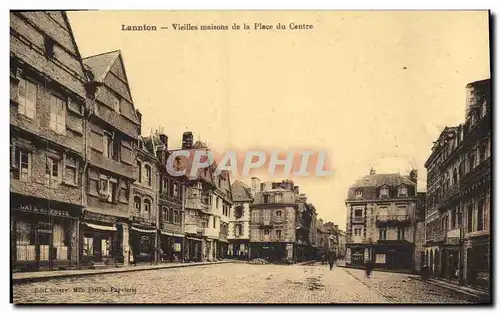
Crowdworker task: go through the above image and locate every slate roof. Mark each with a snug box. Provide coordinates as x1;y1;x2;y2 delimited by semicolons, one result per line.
350;173;415;189
231;180;253;202
83;50;120;82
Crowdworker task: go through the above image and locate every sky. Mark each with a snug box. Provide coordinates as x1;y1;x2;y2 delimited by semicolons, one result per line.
67;11;490;229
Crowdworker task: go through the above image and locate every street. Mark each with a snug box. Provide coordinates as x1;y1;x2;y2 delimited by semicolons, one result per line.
12;263;477;304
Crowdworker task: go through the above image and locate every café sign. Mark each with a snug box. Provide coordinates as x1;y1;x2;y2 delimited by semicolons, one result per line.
16;204;71;217
83;211;117;224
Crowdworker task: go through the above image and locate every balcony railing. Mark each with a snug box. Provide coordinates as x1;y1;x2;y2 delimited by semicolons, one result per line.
460;157;491;191
352;216;364;223
375;215;410;227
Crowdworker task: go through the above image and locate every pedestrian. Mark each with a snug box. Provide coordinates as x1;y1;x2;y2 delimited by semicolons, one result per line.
328;251;335;271
365;259;373;278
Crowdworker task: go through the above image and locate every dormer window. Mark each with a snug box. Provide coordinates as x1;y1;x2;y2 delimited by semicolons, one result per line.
398;186;408;197
379;186;389;198
355;189;363;199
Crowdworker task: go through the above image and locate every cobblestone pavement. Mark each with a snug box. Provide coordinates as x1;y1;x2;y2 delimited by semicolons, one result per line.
13;263;476;304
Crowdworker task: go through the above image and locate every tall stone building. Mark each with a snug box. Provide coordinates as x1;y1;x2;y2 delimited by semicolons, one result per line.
249;179;317;263
146;132;186;263
182;132;233;262
227;180;253;259
10;11;90;271
81;50;141;266
424;78;491;288
345;169;424;271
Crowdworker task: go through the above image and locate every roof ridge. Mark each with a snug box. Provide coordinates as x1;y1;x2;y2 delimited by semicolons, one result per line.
82;49;120;60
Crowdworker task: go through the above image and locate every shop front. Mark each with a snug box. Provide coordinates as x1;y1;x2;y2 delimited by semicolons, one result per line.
184;236;202;262
228;240;249;260
80;210;123;266
249;242;288;263
11;196;80;272
464;235;490;289
159;231;184;262
129;217;157;264
371;243;414;270
217;239;229;259
346;245;366;266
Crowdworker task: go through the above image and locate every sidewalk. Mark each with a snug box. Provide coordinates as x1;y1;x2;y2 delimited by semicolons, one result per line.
420;277;491;302
12;260;235;284
337;264;415;275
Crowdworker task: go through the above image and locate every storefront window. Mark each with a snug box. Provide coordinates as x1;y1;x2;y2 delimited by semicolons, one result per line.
140;236;151;255
16;220;35;261
53;222;68;260
83;237;94;256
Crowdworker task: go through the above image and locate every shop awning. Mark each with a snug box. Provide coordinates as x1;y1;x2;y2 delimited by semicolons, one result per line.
160;231;184;238
218;239;229;243
83;222;117;232
131;226;157;233
186;237;203;241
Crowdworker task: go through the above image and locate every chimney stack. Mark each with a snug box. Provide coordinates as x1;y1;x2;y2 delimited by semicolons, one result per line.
293;186;300;194
251;177;261;196
182;131;193;149
409;169;418;184
136;109;142;135
370;168;376;175
159;134;168;147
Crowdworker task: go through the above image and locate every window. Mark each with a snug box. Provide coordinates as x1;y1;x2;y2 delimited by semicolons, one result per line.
379;228;387;240
17;77;36;119
173;183;179;198
15;148;31;181
162;177;169;194
64;155;78;185
477;199;485;231
355;189;363;199
378;207;388;221
145;164;152;187
99;176;117;203
136;161;142;183
451;208;457;229
353;226;362;237
83;237;94;256
50;95;66;134
143;199;151;219
398;186;408;197
45;157;60;187
235;206;243;219
275;210;282;218
44;35;55;58
162;207;169;223
397;206;406;217
251;210;259;223
236;224;243;236
354;209;363;222
263;210;271;223
275;192;282;203
479;144;487;163
397;227;405;240
134;196;141;213
276;229;282;239
467;204;473;233
379;186;389;198
468;153;475;172
264;229;270;235
263;194;269;204
453;168;458;185
173;210;180;224
213;217;217;228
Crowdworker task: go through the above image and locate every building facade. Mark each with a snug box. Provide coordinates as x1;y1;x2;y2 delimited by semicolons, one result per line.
10;11;89;271
147;132;186;263
228;180;253;259
424;79;491;288
82;50;141;267
182;132;233;262
345;169;423;272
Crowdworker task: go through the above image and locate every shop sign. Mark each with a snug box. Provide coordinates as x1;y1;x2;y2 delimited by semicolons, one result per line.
130;215;155;226
37;222;53;233
83;211;117;224
16;204;71;217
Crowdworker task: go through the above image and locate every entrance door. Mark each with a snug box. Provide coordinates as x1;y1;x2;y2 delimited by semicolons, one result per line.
387;250;396;269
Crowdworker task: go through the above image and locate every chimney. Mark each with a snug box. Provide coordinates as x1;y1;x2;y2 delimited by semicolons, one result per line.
293;186;300;194
409;169;418;184
299;193;307;203
159;134;168;147
182;131;193;149
370;168;376;175
251;177;261;196
136;110;142;135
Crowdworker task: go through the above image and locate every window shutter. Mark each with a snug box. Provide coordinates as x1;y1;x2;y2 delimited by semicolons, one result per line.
50;96;57;130
25;80;36;119
18;78;26;115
